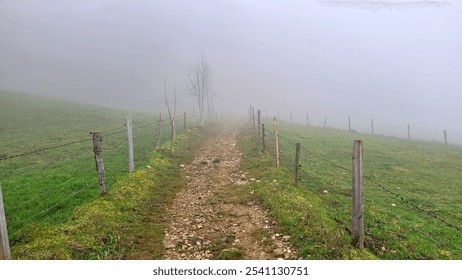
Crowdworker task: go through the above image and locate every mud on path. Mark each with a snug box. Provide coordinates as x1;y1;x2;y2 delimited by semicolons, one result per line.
162;129;297;260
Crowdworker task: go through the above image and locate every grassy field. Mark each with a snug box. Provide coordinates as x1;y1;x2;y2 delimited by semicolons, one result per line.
0;91;196;258
237;119;462;259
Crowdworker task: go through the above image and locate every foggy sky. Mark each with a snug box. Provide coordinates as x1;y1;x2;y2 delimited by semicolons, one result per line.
1;1;461;143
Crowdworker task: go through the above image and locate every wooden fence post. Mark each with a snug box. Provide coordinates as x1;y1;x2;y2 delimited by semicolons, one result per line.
156;113;162;150
348;117;351;132
127;113;134;173
184;111;187;131
193;107;196;126
294;143;301;186
371;119;374;135
257;110;261;141
444;130;448;148
92;132;107;195
306;114;309;126
352;140;364;249
407;125;410;140
323;117;327;129
261;124;266;153
273;117;280;167
252;107;255;133
0;182;11;260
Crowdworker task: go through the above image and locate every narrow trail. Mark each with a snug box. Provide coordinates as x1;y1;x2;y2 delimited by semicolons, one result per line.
162;129;297;260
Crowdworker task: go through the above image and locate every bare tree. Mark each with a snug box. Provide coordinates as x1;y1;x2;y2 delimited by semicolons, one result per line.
187;53;212;126
164;79;177;149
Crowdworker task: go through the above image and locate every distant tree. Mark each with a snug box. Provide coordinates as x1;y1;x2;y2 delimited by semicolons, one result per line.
187;53;213;126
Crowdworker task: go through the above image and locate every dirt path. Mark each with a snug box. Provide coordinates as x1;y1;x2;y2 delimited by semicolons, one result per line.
162;129;297;260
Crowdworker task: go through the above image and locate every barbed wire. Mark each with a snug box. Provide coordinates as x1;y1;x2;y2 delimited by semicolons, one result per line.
7;166;96;212
256;121;462;242
0;137;92;161
9;181;96;231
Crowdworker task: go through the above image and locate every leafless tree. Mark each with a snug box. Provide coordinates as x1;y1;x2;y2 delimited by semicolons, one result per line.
187;53;212;126
164;79;176;149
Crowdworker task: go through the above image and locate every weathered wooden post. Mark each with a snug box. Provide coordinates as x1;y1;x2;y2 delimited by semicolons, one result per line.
193;107;196;126
127;113;134;173
257;110;261;141
294;143;301;186
261;124;266;153
252;107;255;133
184;111;187;131
92;132;107;195
0;182;11;260
371;119;374;135
444;130;448;148
407;125;410;140
248;105;252;126
348;117;351;132
273;117;280;167
323;117;327;129
352;140;364;249
156;113;162;150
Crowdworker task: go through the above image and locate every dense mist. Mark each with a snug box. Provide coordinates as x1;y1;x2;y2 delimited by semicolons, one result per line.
1;1;461;143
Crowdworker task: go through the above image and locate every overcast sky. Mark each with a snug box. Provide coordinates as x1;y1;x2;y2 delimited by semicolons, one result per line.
1;1;461;142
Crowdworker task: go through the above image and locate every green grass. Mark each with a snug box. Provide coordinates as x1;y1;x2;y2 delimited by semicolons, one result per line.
0;90;197;258
237;120;462;259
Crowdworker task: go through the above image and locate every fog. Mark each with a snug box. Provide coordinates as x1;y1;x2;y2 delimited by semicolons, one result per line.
1;1;461;143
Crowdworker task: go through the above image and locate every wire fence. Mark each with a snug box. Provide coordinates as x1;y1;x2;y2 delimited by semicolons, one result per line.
246;110;462;257
0;110;202;242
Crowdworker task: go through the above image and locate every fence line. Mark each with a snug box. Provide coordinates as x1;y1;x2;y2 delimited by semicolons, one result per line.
0;110;200;255
248;109;462;255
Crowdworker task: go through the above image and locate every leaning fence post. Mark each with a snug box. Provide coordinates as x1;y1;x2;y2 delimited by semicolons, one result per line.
352;140;364;249
92;132;107;195
127;113;134;173
294;143;301;186
0;182;11;260
273;117;280;167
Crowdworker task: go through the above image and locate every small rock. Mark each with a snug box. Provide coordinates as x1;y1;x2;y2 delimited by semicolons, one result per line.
180;164;185;168
274;248;284;256
240;174;247;180
212;158;221;163
165;243;176;249
392;203;396;207
323;190;329;194
200;160;208;165
282;236;291;242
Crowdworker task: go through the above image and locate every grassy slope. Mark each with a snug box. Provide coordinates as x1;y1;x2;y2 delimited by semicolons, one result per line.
0;91;199;259
237;120;462;259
